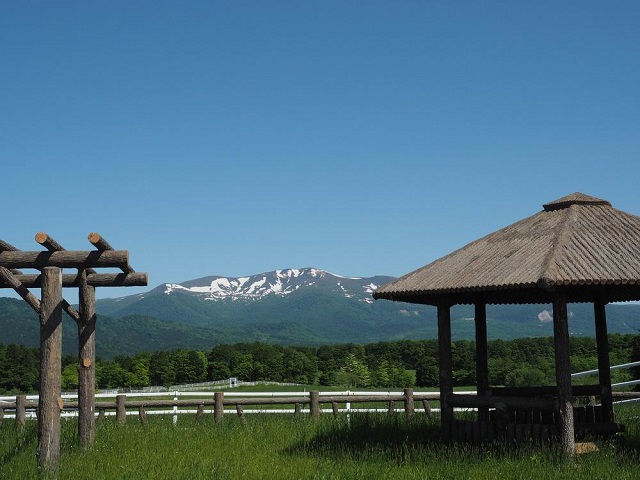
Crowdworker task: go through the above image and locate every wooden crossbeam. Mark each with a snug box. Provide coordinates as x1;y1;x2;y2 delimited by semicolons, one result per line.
0;272;148;288
88;233;135;273
0;250;129;269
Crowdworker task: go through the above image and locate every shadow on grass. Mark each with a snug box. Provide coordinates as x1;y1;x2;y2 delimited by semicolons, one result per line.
285;413;462;461
286;412;640;463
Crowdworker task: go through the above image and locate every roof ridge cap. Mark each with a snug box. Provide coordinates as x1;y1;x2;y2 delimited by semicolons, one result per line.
539;204;577;286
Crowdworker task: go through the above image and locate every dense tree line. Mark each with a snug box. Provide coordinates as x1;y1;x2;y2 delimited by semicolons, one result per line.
1;334;640;394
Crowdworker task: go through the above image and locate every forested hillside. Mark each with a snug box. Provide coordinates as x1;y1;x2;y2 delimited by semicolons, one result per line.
2;335;639;394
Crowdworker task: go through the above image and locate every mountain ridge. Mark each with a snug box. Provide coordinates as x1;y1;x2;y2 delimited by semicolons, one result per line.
1;267;639;358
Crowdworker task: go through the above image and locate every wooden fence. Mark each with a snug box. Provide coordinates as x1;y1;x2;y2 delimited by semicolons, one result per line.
0;389;443;425
3;388;640;428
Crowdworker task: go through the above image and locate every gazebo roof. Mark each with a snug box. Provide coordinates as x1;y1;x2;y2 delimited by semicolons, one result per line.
373;193;640;306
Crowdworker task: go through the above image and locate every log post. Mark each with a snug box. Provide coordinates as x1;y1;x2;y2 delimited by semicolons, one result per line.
422;399;433;417
78;269;97;449
387;400;395;414
438;303;454;442
309;391;320;420
236;404;246;424
16;395;26;428
553;293;575;456
331;401;339;417
475;301;490;422
404;388;414;418
594;299;613;423
98;408;106;422
196;404;205;422
214;392;224;423
116;395;127;425
294;403;302;415
37;267;63;473
138;406;147;423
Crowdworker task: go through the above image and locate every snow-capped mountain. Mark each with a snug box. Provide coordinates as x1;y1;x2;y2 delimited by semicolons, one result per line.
163;268;381;304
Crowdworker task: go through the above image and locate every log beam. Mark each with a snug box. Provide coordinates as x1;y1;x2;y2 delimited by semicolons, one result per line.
88;233;135;273
0;250;129;269
1;272;148;288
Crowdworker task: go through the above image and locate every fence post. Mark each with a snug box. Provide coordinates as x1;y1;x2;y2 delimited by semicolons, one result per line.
173;391;178;426
236;404;246;425
138;406;147;423
98;408;105;423
331;401;339;417
294;403;302;415
404;388;415;418
116;395;126;425
214;392;224;423
422;399;433;417
196;404;205;422
16;395;26;428
388;400;395;414
310;391;320;420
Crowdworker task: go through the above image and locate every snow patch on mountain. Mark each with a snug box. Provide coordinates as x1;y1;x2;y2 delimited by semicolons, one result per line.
163;268;379;302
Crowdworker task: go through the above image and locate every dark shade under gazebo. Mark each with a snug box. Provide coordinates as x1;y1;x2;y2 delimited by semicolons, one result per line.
373;193;640;454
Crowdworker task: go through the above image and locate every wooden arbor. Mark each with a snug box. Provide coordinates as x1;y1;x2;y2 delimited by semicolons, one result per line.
0;232;147;471
373;193;640;455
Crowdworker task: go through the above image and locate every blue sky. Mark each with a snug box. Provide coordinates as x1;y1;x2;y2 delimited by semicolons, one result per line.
1;1;639;300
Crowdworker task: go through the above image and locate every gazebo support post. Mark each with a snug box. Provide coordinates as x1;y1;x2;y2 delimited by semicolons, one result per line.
474;301;489;422
78;269;97;449
37;267;63;473
552;292;575;456
594;299;613;423
437;303;454;442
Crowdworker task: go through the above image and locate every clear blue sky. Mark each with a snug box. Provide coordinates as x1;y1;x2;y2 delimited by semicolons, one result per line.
2;1;639;300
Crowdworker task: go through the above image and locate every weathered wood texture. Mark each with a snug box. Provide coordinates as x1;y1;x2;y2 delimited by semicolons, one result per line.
214;392;224;423
116;395;127;425
78;270;96;449
404;388;414;418
88;233;135;273
553;293;576;456
16;395;26;428
0;250;129;269
1;272;148;288
310;391;320;420
37;267;63;472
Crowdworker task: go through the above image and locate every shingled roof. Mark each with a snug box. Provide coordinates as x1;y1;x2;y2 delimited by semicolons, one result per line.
373;193;640;305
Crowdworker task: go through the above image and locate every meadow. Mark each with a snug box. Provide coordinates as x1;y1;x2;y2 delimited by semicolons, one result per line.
2;404;640;479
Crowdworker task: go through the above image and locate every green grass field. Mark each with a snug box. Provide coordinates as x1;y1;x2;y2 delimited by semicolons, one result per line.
2;405;640;479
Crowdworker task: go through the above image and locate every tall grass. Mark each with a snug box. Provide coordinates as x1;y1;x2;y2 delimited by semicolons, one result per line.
2;407;640;479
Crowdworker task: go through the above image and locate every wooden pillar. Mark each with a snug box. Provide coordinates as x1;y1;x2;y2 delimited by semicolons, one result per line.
552;292;575;456
594;299;613;423
78;269;97;449
38;267;63;472
438;303;454;442
474;301;489;422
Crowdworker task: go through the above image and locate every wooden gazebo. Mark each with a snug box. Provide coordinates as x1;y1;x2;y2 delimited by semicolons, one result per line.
373;193;640;454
